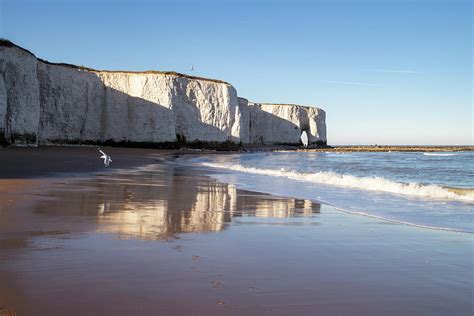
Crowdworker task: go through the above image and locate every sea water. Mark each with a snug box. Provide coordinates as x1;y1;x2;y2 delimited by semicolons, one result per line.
184;151;474;233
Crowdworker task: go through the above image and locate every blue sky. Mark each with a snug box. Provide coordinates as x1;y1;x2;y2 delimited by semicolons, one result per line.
1;0;472;145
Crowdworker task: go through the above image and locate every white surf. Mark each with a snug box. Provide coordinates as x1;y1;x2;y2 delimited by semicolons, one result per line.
423;152;458;157
199;162;474;203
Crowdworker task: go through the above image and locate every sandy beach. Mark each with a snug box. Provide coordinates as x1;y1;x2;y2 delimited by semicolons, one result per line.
2;0;472;314
0;147;472;315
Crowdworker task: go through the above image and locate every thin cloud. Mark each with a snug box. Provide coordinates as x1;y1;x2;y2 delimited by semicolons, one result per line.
319;80;382;87
374;69;421;74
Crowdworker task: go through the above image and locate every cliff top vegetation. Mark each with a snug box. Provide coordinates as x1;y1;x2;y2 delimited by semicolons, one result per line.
0;38;230;85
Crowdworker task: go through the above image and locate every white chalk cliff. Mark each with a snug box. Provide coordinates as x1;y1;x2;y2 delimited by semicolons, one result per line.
0;40;326;146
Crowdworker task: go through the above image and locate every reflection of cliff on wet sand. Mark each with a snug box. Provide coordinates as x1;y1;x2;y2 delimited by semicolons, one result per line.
33;165;320;240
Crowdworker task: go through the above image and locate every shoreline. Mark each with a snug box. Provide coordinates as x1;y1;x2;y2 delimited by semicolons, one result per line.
0;147;472;315
1;143;472;160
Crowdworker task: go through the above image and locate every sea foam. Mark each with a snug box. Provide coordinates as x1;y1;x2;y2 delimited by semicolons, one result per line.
423;153;458;156
199;162;474;203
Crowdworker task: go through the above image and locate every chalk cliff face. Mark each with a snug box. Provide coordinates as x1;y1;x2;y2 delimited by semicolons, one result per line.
0;43;40;144
0;40;326;146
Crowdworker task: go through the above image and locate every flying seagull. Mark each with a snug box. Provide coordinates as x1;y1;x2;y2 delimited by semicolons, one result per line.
300;131;309;147
98;148;112;167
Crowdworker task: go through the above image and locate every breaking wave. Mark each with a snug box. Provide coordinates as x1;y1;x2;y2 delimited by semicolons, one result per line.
423;153;458;156
199;162;474;203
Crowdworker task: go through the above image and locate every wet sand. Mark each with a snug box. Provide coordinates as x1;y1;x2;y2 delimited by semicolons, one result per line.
0;147;472;315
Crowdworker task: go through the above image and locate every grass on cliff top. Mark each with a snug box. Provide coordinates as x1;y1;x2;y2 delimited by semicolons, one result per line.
0;38;36;56
0;38;229;85
254;102;309;107
249;101;323;109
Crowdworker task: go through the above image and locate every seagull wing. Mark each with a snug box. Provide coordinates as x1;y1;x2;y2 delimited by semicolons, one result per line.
98;149;106;156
